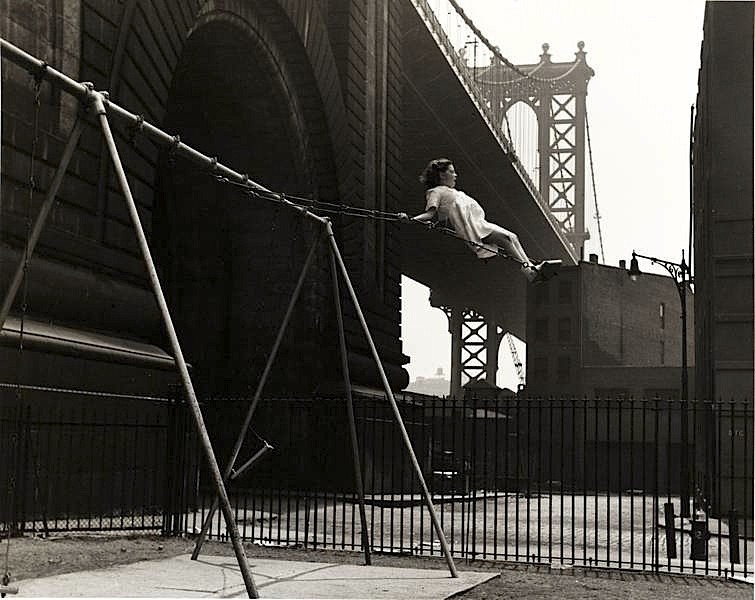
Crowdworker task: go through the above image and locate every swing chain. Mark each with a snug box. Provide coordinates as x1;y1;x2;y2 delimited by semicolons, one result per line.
167;135;181;167
30;61;47;91
1;570;12;598
127;114;145;146
1;58;45;590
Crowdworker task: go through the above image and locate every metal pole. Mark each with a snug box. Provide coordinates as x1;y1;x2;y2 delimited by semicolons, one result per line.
0;38;328;228
0;116;84;330
192;230;321;560
326;225;371;565
92;92;258;598
679;255;690;517
324;223;458;578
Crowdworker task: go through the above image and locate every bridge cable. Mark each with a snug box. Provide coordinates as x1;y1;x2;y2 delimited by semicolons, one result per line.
585;105;605;263
446;0;586;84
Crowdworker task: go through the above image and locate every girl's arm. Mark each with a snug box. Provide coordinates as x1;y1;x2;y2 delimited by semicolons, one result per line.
398;207;437;223
411;207;437;222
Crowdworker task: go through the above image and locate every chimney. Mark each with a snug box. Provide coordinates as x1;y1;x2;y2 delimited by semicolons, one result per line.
589;253;599;264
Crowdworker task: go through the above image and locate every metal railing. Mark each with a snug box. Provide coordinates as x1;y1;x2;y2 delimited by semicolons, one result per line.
0;384;197;536
192;395;752;579
1;390;750;579
408;0;573;244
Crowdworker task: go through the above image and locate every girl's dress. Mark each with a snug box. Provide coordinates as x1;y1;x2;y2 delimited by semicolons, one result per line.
425;185;498;259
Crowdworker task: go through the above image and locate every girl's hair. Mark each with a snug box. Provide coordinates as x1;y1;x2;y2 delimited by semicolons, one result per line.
419;158;453;189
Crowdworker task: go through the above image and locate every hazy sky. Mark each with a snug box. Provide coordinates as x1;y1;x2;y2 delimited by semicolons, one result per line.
401;0;707;389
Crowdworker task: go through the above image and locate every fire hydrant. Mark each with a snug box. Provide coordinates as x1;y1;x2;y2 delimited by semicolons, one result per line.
690;509;710;561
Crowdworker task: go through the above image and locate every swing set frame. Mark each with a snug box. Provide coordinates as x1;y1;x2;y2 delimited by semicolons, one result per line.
0;38;458;598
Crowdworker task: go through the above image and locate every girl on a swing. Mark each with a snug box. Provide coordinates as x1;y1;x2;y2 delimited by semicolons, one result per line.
399;158;559;283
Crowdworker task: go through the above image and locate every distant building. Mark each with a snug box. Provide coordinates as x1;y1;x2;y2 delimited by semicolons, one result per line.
407;367;450;397
524;255;694;399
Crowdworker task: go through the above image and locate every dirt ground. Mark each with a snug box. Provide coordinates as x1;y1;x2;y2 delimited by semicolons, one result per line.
1;533;751;599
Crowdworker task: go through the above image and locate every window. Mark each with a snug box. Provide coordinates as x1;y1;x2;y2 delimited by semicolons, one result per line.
659;302;666;329
660;339;665;365
556;355;571;383
535;284;549;305
532;357;548;381
534;318;549;342
558;281;573;304
557;317;572;342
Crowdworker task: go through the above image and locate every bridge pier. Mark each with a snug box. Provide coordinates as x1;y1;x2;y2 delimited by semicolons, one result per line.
432;293;505;398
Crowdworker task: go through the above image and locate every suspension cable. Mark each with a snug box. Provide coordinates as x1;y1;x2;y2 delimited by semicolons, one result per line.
585;106;605;263
446;0;586;84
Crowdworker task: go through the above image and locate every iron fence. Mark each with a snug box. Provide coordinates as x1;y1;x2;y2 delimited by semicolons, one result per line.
0;383;197;536
0;390;750;579
194;395;752;579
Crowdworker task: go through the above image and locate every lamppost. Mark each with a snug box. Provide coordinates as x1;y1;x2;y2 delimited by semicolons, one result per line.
628;250;693;518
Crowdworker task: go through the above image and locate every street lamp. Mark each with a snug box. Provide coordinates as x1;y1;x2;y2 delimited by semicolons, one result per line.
628;249;693;517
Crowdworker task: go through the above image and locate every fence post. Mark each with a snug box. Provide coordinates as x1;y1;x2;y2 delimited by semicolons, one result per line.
663;502;677;559
162;386;178;536
727;510;739;564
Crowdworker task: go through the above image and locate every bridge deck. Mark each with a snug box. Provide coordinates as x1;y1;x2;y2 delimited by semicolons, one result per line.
400;4;577;335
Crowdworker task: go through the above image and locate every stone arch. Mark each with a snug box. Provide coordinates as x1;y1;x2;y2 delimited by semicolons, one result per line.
75;0;349;277
504;99;539;179
149;2;350;398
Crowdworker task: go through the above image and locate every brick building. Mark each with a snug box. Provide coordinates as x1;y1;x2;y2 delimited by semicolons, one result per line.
692;1;753;518
693;2;754;404
524;255;694;399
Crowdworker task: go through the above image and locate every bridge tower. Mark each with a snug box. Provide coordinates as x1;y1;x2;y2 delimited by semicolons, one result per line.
476;43;595;256
427;43;594;398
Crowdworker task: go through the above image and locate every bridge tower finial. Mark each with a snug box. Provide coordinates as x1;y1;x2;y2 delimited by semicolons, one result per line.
540;43;551;63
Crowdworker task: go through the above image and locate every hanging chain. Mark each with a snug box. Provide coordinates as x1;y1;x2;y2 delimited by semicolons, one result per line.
3;68;44;591
213;176;524;265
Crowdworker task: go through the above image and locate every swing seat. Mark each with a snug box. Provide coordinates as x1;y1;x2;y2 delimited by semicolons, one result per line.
0;584;19;596
532;259;562;284
229;441;274;481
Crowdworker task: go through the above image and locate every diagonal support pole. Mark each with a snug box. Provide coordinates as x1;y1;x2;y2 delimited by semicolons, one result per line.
92;92;258;598
327;227;372;565
324;221;458;578
0;115;84;331
191;228;322;560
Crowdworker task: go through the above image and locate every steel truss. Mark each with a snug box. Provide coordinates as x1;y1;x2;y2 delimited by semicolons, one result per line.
442;305;504;397
482;44;594;255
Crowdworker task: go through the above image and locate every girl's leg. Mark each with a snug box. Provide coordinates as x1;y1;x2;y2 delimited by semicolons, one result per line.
483;223;543;282
483;224;534;266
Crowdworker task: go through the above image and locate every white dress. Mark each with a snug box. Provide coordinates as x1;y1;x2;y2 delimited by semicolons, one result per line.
425;185;498;259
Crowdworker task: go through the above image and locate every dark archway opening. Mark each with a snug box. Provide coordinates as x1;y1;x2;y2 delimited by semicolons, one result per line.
154;20;330;400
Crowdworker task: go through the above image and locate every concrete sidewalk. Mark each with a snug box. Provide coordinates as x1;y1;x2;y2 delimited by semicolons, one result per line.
16;554;497;598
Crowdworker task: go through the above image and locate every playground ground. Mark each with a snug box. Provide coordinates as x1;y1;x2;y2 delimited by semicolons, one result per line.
4;534;752;599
